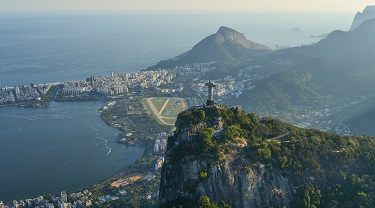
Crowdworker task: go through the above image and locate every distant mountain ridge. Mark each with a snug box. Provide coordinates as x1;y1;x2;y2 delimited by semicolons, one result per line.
146;15;375;135
350;5;375;30
147;26;271;71
228;17;375;125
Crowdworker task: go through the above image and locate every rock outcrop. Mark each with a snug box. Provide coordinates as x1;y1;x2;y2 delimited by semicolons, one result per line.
160;152;295;207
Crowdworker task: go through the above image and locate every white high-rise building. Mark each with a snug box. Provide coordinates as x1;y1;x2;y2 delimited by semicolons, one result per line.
14;85;20;94
61;191;68;203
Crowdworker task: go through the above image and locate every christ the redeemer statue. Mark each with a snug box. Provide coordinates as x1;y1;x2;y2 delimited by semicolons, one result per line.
205;80;216;106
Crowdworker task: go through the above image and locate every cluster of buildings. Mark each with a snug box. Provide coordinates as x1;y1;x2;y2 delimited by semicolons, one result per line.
59;69;179;97
61;190;93;208
91;70;177;96
0;83;52;105
0;87;15;104
163;62;260;102
191;76;245;102
153;133;167;171
2;61;255;106
13;85;42;102
3;196;54;208
61;81;92;96
1;190;93;208
153;132;167;153
173;62;217;77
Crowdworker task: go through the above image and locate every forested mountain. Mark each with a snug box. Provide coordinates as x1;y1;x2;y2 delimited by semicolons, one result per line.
147;26;271;74
160;105;375;207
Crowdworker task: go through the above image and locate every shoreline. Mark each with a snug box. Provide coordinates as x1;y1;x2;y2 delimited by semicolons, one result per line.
1;96;171;206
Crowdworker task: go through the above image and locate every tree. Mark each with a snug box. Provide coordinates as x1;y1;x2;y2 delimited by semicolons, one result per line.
295;183;321;208
195;196;232;208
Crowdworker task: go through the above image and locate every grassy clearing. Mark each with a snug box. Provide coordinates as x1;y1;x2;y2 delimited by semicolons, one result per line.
161;98;186;118
150;98;168;113
161;98;185;118
142;98;164;125
144;97;187;126
161;99;177;117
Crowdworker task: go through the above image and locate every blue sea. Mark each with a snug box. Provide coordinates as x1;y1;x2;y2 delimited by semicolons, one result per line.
0;12;354;86
0;12;355;202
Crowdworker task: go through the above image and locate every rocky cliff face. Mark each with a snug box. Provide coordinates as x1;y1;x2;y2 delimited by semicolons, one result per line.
159;106;375;207
160;153;295;207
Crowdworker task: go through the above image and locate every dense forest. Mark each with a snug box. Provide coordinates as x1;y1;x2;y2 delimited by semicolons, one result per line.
165;105;375;207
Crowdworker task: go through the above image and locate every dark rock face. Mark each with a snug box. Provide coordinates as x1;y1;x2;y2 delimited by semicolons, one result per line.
160;152;295;208
350;6;375;31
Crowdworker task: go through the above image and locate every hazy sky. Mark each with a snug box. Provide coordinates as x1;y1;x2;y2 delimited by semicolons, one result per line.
0;0;374;13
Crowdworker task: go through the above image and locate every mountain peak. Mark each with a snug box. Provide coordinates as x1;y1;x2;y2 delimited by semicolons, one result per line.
215;26;264;49
350;5;375;30
216;26;240;36
147;26;270;72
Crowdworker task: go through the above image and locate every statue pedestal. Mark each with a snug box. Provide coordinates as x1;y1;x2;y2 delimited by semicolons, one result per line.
206;100;215;106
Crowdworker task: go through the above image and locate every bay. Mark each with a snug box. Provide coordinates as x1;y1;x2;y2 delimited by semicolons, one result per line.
0;101;144;202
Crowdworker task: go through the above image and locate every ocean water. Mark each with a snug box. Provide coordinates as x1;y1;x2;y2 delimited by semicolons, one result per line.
0;101;144;202
0;12;354;86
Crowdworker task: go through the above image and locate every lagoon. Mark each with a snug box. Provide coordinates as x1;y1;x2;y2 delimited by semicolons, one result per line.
0;101;144;202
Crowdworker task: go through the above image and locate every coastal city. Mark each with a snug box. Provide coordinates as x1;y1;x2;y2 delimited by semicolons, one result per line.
0;59;348;207
0;62;230;207
0;62;249;108
3;1;375;207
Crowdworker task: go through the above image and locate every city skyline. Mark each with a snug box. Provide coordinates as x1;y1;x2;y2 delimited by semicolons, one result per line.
0;0;373;13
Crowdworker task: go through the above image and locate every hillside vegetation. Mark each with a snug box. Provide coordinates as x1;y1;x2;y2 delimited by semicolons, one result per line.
161;105;375;207
233;17;375;118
